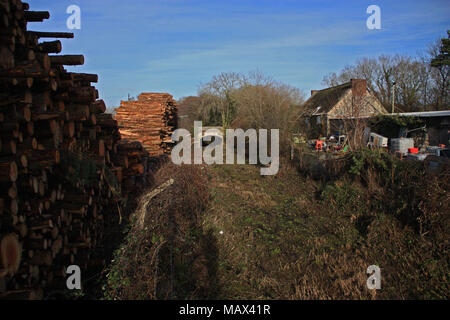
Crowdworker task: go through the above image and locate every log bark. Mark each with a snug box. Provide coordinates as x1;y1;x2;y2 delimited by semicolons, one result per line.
36;40;61;54
24;11;50;22
49;55;84;66
27;31;74;39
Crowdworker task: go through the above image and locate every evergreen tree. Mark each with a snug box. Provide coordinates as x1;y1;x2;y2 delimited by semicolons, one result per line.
431;30;450;67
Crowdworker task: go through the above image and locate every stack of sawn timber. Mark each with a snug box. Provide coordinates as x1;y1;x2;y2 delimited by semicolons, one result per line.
0;0;151;299
114;93;177;156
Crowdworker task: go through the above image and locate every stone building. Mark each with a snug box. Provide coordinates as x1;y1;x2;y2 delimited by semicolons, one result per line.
301;79;388;137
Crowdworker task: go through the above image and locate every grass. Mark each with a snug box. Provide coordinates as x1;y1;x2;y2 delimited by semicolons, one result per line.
204;163;357;299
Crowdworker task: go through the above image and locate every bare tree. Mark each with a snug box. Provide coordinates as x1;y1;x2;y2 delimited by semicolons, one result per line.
191;71;305;155
199;72;247;129
428;39;450;109
234;76;305;153
339;95;371;150
322;48;449;112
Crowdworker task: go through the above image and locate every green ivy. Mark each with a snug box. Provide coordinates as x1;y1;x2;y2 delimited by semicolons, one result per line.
348;149;397;180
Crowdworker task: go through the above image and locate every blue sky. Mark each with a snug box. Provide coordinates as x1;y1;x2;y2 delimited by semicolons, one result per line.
28;0;450;109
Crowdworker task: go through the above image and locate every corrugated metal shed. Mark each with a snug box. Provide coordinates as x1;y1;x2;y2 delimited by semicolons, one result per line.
392;110;450;117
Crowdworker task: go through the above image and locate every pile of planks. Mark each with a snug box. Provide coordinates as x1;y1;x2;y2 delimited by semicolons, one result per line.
0;0;152;298
114;93;177;156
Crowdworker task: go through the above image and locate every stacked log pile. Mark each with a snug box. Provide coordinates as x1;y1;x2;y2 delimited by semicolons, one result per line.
114;93;177;156
0;0;152;299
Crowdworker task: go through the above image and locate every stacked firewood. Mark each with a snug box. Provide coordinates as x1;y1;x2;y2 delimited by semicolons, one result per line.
0;0;152;298
114;93;177;156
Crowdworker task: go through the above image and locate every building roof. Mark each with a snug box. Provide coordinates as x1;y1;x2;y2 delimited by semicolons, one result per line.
303;82;352;116
391;110;450;118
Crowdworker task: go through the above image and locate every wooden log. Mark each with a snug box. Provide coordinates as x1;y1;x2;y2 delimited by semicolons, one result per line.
24;149;60;168
97;139;105;157
90;100;106;114
15;223;28;238
11;76;34;89
15;47;36;62
0;160;18;182
88;113;97;126
33;119;57;138
65;104;89;121
32;111;64;121
51;237;62;255
29;217;53;231
32;77;57;91
0;233;22;276
9;198;18;215
1;105;31;124
0;91;32;107
70;73;98;83
27;31;74;39
49;55;84;66
7;183;17;199
16;153;28;168
117;141;144;151
56;79;73;90
36;137;58;150
0;62;52;79
96;118;117;128
36;40;62;53
19;137;37;150
69;86;97;99
36;53;51;72
24;11;50;22
0;139;16;155
63;121;75;138
31;91;51;110
25;121;34;135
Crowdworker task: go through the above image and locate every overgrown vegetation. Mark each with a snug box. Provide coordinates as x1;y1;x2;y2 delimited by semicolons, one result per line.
205;153;449;299
103;163;217;299
105;150;448;299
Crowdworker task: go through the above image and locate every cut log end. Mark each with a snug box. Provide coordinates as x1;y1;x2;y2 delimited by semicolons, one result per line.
0;233;22;277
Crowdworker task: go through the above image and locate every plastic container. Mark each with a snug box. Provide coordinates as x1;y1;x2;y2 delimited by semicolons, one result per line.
390;138;414;155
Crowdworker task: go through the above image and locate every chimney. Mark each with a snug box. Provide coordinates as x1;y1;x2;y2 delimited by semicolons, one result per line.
311;90;319;97
351;79;367;96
